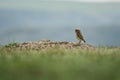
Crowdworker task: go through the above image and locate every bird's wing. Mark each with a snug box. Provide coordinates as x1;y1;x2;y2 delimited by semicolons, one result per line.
78;30;86;42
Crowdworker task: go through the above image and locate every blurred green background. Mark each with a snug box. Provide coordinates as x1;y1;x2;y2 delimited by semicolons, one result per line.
0;47;120;80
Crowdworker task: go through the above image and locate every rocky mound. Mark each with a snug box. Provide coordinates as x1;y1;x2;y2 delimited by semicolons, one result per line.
10;40;94;50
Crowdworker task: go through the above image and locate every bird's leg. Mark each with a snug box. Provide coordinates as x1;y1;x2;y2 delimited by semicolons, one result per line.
78;40;81;45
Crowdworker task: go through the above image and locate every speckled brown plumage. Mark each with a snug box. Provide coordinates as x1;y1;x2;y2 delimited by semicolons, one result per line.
75;28;86;43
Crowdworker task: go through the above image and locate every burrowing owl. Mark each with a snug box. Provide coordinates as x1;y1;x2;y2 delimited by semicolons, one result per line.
75;28;86;44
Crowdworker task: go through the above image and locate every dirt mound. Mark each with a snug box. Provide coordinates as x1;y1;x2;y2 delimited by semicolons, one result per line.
13;40;95;50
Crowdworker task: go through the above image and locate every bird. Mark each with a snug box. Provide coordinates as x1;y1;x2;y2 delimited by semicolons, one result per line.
75;28;86;44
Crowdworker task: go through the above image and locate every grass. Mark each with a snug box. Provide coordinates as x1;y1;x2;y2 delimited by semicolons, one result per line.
0;46;120;80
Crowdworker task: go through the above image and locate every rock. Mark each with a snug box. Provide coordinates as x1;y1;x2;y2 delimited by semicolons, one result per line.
13;40;95;50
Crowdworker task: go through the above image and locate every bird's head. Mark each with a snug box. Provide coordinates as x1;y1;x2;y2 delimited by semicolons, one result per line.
75;28;80;32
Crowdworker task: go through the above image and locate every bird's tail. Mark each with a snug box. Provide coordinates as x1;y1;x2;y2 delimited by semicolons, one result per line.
83;39;86;43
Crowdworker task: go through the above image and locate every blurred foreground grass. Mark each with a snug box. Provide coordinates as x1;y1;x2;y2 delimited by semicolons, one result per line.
0;47;120;80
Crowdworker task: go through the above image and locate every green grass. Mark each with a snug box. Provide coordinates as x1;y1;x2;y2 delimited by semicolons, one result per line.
0;47;120;80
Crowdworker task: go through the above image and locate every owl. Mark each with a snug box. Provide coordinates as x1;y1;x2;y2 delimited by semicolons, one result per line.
75;28;86;44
